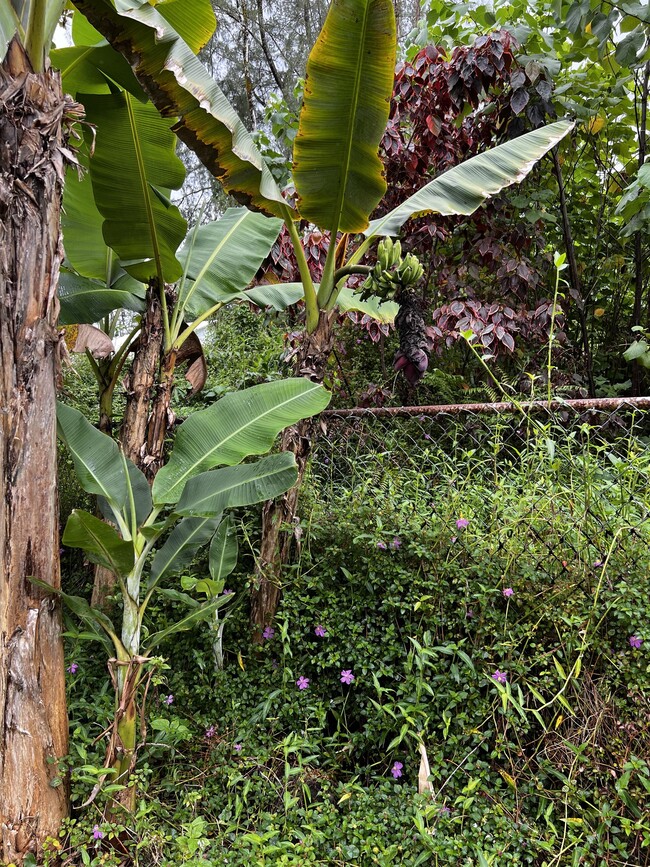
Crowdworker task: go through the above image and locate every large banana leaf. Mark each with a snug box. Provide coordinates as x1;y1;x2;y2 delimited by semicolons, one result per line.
209;515;238;584
51;44;145;98
82;91;187;282
178;208;283;321
62;155;114;282
63;509;135;577
175;453;298;518
58;269;145;325
154;0;216;53
72;0;290;219
57;402;128;514
366;121;575;237
152;379;331;505
244;283;305;311
149;515;221;587
292;0;396;234
0;2;19;63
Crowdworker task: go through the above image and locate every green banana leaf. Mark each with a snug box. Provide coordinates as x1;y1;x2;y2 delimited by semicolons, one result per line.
292;0;396;235
82;90;187;282
0;1;19;63
178;208;283;321
175;453;298;518
154;0;216;53
51;44;145;98
244;283;305;311
149;515;221;587
71;9;105;45
152;379;331;505
209;515;238;585
30;578;124;657
366;120;575;237
58;269;145;325
57;402;129;514
145;594;232;651
62;155;116;282
267;282;398;322
72;0;290;219
63;509;135;577
98;458;152;531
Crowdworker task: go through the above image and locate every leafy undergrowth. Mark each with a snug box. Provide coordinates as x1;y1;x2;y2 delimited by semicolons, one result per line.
56;417;650;866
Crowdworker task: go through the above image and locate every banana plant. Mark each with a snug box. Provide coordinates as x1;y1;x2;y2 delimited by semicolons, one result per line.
54;378;330;808
68;0;574;629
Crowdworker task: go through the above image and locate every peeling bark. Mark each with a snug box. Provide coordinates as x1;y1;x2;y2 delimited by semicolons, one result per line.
0;39;69;864
250;311;334;634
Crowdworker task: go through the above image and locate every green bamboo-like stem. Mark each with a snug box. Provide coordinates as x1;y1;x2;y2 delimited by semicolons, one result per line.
282;209;319;333
24;0;48;71
315;227;338;310
324;235;377;311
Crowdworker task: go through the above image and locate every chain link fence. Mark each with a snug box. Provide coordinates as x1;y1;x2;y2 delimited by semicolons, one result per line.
311;397;650;592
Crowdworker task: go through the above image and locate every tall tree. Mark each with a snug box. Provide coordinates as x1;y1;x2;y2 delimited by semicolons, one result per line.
0;3;71;862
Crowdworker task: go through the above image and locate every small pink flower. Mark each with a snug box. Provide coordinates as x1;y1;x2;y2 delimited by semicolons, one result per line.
92;825;104;840
67;662;79;674
491;670;507;684
340;669;355;685
502;587;514;598
629;635;643;649
205;725;216;738
262;626;275;640
234;743;242;752
456;518;469;530
391;761;403;779
314;625;327;637
163;694;174;705
296;676;310;690
377;541;388;550
391;537;401;549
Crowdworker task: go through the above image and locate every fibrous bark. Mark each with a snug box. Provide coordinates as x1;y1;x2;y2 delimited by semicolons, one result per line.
250;311;334;634
0;39;70;864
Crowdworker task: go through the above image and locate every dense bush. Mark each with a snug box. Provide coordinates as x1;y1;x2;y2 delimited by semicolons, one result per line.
57;411;650;866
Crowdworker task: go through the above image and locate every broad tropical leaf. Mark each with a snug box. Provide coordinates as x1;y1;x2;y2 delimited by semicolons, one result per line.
63;509;134;577
82;91;187;282
0;1;19;63
72;0;290;219
57;402;128;514
62;155;114;281
154;0;216;53
178;208;283;321
244;283;305;311
148;516;221;587
58;269;145;325
292;0;396;234
51;44;144;98
366;121;575;237
30;578;123;656
209;515;238;584
336;284;398;323
152;379;331;505
146;594;232;651
175;453;298;517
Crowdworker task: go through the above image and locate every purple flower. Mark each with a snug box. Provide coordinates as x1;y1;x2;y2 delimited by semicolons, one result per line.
391;537;401;550
314;625;327;637
466;608;474;619
438;806;451;817
491;670;507;684
391;761;403;779
629;635;643;649
456;518;469;530
502;587;514;598
377;541;388;550
593;560;603;568
234;743;242;752
340;669;355;685
450;536;457;544
222;588;234;595
262;626;275;640
163;694;174;705
205;725;216;739
92;825;104;840
67;662;78;674
296;676;310;690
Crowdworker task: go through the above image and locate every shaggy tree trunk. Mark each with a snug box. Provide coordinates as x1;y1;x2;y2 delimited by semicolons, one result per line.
250;311;334;634
0;39;69;864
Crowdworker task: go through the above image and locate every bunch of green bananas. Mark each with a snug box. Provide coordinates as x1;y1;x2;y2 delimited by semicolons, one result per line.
361;238;424;300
